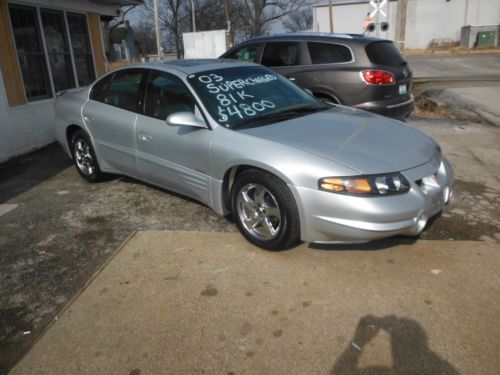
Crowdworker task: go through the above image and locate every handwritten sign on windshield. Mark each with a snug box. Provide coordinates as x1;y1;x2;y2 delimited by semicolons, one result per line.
196;73;277;124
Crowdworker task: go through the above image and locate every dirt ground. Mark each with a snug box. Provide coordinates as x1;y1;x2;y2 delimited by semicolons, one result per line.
0;116;499;374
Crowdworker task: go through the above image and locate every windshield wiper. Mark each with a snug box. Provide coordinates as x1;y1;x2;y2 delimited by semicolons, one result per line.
233;104;328;129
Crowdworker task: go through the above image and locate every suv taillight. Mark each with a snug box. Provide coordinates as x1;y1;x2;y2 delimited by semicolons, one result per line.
361;70;395;85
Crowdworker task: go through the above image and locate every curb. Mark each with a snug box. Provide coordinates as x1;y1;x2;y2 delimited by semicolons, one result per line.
418;88;500;126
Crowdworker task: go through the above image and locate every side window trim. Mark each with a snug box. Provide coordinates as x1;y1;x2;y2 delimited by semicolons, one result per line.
89;68;147;114
142;68;212;130
249;43;264;64
89;72;114;100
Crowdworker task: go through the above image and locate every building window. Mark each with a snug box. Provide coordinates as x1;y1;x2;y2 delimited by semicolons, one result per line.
40;9;75;92
9;5;52;101
8;4;96;101
67;13;95;86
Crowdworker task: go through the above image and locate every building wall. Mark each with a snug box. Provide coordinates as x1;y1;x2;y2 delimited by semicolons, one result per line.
313;0;500;49
0;72;55;161
406;0;500;49
0;0;114;163
313;1;398;41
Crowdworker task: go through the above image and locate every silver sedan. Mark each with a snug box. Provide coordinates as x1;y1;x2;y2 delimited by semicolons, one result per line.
54;60;453;250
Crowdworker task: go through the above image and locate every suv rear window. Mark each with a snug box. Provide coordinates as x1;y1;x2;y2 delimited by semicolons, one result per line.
307;42;352;64
365;41;405;67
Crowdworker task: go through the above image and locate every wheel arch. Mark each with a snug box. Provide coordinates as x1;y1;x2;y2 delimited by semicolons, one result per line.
66;124;84;158
221;163;293;213
313;91;342;105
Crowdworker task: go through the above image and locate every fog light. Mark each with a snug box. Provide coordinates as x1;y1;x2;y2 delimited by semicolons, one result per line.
416;214;428;234
422;174;440;188
443;186;451;204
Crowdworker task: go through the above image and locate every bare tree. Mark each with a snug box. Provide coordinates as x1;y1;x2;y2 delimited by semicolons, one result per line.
130;0;311;58
191;0;227;31
235;0;311;37
282;7;313;32
134;20;158;55
109;5;137;31
142;0;192;58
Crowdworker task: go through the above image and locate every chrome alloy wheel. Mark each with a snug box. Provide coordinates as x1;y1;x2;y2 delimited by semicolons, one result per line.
74;138;95;176
236;183;282;241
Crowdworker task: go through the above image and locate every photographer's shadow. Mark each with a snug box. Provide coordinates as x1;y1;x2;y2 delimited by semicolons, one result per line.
331;315;460;375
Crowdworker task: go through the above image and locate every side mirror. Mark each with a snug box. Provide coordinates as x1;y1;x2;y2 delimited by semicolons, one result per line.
166;112;206;128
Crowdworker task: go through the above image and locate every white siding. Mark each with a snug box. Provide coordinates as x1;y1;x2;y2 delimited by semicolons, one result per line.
0;93;55;163
313;1;398;40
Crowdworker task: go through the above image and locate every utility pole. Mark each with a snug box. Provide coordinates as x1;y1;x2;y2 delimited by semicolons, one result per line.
328;0;333;33
224;0;233;48
191;0;196;32
395;0;408;51
464;0;469;25
153;0;162;60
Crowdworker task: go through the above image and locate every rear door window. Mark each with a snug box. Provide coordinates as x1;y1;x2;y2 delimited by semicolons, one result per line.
92;69;144;112
365;41;406;67
261;42;300;67
225;44;262;63
307;42;353;64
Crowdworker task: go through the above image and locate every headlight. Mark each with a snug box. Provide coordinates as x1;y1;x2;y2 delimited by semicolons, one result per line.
319;173;410;196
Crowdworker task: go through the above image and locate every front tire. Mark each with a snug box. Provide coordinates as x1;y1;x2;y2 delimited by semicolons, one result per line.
71;129;105;182
231;169;301;251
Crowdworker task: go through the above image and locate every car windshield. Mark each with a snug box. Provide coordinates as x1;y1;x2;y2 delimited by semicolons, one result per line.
187;66;327;129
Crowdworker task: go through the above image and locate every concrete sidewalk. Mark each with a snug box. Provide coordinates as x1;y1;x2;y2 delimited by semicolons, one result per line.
445;86;500;126
11;232;500;375
416;84;500;127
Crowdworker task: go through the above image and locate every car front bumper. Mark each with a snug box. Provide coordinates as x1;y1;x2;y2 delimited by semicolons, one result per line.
290;157;454;244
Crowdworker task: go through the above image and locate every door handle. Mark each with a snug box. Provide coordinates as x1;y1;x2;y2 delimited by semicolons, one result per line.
288;77;296;81
138;133;153;142
84;115;95;122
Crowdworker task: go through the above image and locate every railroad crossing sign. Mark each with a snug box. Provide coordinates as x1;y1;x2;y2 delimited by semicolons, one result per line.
369;0;387;18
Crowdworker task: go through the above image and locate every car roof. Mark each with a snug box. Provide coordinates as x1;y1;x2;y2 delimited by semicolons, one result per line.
125;59;258;75
235;32;385;45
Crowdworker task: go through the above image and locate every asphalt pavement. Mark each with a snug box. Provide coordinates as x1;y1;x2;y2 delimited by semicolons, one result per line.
407;53;500;80
408;53;500;126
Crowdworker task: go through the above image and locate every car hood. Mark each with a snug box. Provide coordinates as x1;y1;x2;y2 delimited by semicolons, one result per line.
237;107;438;174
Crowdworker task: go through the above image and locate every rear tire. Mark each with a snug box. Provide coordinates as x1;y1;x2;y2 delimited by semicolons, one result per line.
70;129;105;182
231;169;301;251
